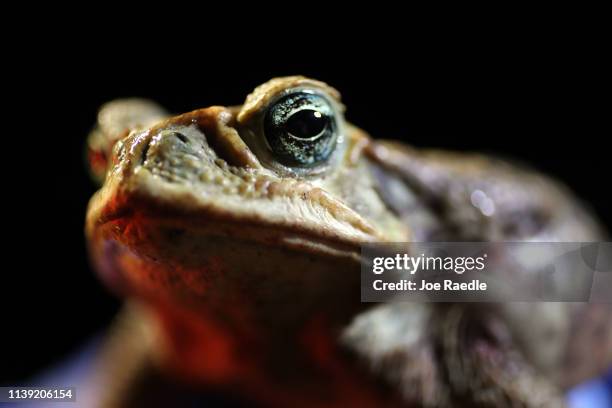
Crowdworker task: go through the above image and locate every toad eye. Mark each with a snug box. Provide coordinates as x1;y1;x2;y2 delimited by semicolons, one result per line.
264;91;338;167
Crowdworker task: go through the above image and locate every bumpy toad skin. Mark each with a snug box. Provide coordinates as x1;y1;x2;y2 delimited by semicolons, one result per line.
86;77;612;408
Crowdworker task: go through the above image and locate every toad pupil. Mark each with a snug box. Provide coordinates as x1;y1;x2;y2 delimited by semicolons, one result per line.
286;109;328;139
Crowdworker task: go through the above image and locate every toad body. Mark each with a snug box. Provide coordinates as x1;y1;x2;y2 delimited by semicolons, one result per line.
86;77;612;407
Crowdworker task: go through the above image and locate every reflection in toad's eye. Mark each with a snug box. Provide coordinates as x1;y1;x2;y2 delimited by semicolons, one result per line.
263;91;338;167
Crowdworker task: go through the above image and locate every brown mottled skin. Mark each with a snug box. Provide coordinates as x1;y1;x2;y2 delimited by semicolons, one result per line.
86;77;612;407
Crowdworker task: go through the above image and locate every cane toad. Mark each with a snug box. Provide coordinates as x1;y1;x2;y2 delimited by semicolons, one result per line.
85;77;612;407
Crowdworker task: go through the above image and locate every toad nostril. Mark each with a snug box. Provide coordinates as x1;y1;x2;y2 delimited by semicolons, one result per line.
172;132;189;144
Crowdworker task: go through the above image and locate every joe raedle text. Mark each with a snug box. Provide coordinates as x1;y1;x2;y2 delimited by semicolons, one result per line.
373;278;487;292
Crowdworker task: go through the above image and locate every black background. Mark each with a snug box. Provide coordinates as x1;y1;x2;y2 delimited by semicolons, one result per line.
2;33;608;385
